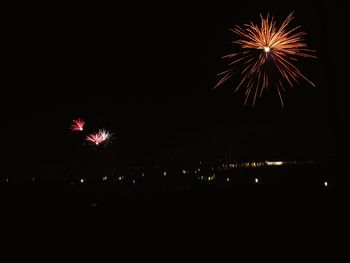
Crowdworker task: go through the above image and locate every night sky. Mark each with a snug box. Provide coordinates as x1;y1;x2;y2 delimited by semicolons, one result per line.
3;1;346;175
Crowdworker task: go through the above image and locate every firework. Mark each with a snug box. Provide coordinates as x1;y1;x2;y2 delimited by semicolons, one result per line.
70;119;85;131
215;12;316;107
85;129;113;146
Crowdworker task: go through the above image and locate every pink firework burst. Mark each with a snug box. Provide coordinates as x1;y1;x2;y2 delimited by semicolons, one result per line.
86;133;104;145
85;129;113;146
70;119;85;132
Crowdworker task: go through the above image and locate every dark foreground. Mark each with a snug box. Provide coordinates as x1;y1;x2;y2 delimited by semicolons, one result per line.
1;164;348;215
1;168;349;242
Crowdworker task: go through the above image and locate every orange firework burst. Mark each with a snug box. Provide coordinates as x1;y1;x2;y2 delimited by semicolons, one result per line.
215;12;316;107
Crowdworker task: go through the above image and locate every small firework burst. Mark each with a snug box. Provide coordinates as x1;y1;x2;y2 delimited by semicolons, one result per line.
86;132;103;145
215;12;316;107
85;129;113;146
70;119;85;131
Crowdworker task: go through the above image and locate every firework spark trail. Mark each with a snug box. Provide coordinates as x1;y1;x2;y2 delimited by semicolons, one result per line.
215;12;316;107
70;119;85;131
85;129;113;146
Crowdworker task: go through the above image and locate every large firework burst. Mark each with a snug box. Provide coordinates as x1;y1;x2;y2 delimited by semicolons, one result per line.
215;12;316;107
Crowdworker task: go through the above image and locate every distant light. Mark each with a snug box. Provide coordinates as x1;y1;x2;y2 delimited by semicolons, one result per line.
198;168;201;172
182;170;186;174
80;179;85;183
118;177;123;181
324;181;328;187
226;178;230;182
32;177;35;182
103;176;107;181
5;178;9;183
208;174;215;181
132;180;136;184
255;178;259;183
163;171;167;176
266;161;283;166
142;173;145;177
264;46;270;52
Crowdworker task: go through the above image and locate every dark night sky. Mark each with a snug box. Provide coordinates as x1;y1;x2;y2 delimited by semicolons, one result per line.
3;1;346;172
